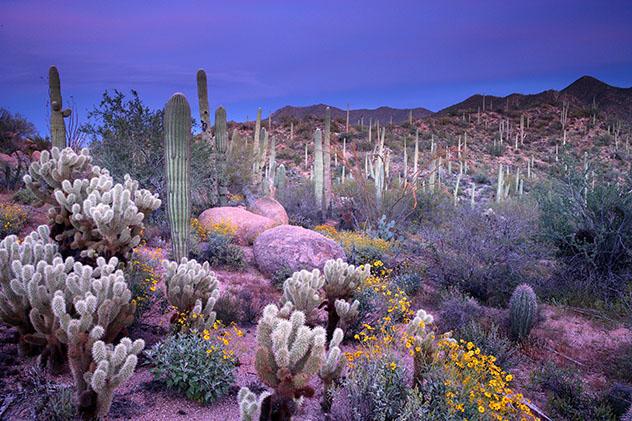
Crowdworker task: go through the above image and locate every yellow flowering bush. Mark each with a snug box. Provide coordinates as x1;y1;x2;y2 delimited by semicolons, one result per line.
0;203;28;237
340;261;537;420
126;246;165;316
315;225;391;265
191;217;237;241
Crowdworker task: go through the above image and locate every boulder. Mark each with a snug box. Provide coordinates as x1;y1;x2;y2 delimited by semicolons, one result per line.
198;207;279;245
248;197;289;225
253;224;346;278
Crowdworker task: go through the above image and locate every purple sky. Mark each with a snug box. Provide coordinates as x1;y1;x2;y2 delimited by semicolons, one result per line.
1;0;632;135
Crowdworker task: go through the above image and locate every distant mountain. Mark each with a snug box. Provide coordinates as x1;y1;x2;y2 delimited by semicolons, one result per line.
561;76;632;121
271;104;433;125
438;76;632;121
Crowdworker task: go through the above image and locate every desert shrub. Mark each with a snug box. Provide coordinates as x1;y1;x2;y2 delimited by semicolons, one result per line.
277;177;320;226
126;249;163;318
532;363;617;421
391;272;423;296
425;201;543;306
0;203;27;237
457;321;519;369
436;289;483;333
84;90;218;218
12;187;37;205
0;108;40;190
25;369;76;421
536;164;632;306
331;356;410;421
472;171;491;185
214;291;264;325
190;218;245;269
271;264;295;289
145;333;236;405
315;225;391;266
607;343;632;384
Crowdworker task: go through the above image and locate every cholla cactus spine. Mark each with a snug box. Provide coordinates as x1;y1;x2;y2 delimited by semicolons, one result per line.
86;337;145;419
163;258;220;331
405;308;437;383
164;93;192;261
282;269;324;323
319;327;345;412
253;304;326;419
238;387;271;421
323;259;370;341
509;284;537;340
49;65;71;149
334;299;360;329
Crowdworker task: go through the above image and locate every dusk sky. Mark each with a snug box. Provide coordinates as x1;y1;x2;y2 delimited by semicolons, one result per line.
1;0;632;135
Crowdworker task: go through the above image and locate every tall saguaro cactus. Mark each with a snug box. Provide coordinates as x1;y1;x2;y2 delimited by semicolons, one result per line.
215;106;229;204
48;66;71;149
196;69;219;206
323;107;332;212
313;129;324;213
164;93;192;262
196;69;211;131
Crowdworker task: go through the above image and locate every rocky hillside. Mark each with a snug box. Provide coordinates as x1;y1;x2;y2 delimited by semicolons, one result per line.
271;104;433;124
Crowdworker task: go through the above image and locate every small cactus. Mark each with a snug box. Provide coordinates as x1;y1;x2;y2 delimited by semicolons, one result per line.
509;284;538;340
282;269;324;323
238;387;271;421
319;327;345;412
164;93;192;262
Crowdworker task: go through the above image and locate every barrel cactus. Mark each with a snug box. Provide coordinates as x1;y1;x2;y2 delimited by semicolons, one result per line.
509;284;538;340
164;93;192;262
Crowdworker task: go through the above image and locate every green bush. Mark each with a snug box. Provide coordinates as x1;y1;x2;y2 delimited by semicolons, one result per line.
331;356;410;420
391;272;423;296
192;232;245;270
0;203;27;237
532;363;617;421
536;164;632;305
24;369;76;421
12;187;37;205
145;333;236;404
458;321;519;369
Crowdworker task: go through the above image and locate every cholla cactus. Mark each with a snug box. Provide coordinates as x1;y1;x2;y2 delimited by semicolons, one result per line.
0;225;59;354
23;147;161;263
319;327;345;412
323;259;370;341
334;299;360;329
52;257;135;397
85;337;145;419
405;308;449;383
19;256;75;371
253;304;326;419
509;284;538;340
238;387;271;421
282;269;324;323
163;258;220;331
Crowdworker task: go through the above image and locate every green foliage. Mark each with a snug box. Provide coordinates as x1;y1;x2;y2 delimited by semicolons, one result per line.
391;272;423;296
12;187;37;205
458;321;519;369
437;289;483;333
509;284;538;340
537;164;632;305
331;356;410;421
214;290;263;325
83;90;217;225
27;370;76;421
146;333;235;405
348;243;387;266
532;363;618;421
194;232;245;270
271;264;295;289
0;203;27;237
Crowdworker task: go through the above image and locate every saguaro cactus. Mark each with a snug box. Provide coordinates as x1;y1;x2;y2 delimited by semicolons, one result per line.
215;106;229;204
49;66;71;149
164;93;192;262
509;284;538;340
313;129;324;213
323;107;332;211
196;69;219;206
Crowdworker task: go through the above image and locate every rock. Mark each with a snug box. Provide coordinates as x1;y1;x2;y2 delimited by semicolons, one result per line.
0;153;17;169
248;197;289;225
253;225;346;278
198;207;279;245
